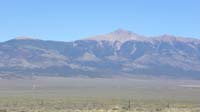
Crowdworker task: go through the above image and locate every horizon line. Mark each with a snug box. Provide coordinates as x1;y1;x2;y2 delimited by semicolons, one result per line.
1;29;199;42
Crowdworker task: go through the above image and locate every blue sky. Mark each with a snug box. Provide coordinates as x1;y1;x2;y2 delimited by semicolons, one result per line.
0;0;199;42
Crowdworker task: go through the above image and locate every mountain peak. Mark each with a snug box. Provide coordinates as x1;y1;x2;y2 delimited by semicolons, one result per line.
14;36;38;41
86;29;146;42
111;29;133;35
153;34;198;43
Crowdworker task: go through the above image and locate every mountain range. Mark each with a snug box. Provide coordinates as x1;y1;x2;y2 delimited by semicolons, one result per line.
1;29;200;79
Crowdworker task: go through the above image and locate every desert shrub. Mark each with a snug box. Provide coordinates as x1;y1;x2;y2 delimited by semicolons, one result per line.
0;109;6;112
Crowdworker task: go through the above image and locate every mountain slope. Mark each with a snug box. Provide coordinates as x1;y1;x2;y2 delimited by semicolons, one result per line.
0;30;200;79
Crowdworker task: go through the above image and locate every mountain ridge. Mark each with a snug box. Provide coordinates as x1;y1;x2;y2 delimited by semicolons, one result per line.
6;29;200;43
1;29;200;79
84;29;199;43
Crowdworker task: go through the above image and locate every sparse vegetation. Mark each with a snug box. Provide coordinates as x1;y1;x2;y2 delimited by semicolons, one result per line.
0;77;200;112
0;96;200;112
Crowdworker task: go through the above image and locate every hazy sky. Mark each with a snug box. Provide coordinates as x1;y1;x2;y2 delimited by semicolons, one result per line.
0;0;199;42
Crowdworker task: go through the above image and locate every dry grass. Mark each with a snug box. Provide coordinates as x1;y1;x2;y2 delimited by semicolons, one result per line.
0;96;200;112
0;77;200;112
